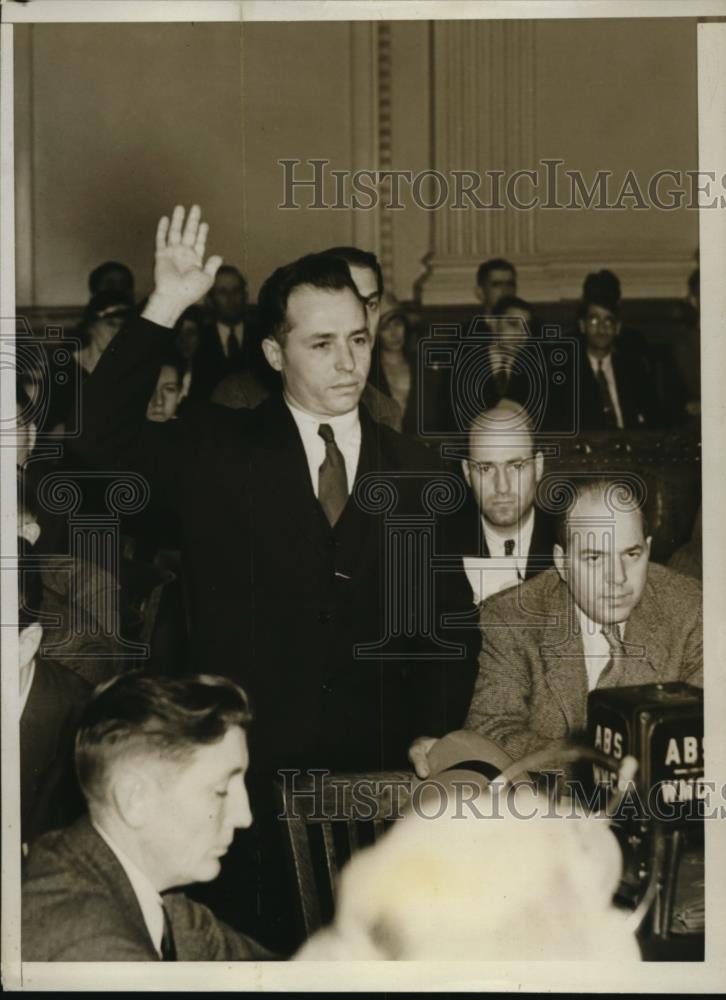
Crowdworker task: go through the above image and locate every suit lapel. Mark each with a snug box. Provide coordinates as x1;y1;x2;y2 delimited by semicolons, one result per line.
525;508;554;579
539;577;590;734
601;575;663;687
251;394;330;548
75;816;158;958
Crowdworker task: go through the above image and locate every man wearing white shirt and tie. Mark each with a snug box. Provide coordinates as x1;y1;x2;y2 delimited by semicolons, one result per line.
460;400;555;605
22;673;273;961
409;475;702;776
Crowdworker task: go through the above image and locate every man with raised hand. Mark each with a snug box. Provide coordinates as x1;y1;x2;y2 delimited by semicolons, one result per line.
75;205;477;777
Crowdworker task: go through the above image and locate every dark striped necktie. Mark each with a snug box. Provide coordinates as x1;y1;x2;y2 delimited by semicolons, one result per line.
597;621;626;686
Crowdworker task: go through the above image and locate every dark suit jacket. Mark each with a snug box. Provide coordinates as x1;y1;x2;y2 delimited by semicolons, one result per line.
538;337;663;433
22;816;269;961
189;317;254;401
465;564;702;763
475;506;556;581
20;657;91;845
72;317;478;773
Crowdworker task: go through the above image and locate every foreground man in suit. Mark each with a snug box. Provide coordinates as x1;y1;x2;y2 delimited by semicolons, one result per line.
74;205;476;775
461;400;555;605
410;475;702;775
22;673;272;961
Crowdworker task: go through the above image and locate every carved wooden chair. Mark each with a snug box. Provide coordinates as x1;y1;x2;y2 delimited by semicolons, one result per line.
273;770;414;940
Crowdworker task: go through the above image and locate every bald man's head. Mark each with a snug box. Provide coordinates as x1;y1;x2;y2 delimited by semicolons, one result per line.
463;401;543;529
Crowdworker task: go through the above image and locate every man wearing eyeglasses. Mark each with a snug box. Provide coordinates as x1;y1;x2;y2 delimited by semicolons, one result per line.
571;289;662;431
460;400;556;605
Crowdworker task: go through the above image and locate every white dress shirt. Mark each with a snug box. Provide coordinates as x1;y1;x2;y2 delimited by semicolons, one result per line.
93;822;165;956
286;399;361;496
216;321;244;356
464;508;535;604
577;608;626;691
588;351;624;429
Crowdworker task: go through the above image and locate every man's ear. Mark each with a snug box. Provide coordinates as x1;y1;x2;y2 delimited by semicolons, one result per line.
474;285;484;305
20;519;41;547
553;543;567;582
111;766;151;828
577;317;586;336
534;450;544;483
461;459;471;488
180;371;192;401
18;622;42;669
262;336;283;373
645;535;652;558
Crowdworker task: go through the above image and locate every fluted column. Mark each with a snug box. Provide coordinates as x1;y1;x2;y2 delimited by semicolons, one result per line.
419;20;536;305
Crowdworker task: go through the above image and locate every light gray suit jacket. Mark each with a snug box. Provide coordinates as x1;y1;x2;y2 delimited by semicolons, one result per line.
465;564;703;762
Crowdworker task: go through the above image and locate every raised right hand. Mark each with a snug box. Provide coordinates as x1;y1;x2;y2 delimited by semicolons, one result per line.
142;204;223;328
408;735;439;779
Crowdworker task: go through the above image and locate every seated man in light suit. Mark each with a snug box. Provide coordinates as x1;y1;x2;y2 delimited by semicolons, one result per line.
410;475;703;774
461;400;555;605
22;673;273;961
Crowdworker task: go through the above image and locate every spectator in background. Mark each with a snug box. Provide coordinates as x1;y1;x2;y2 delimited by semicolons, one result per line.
146;350;190;424
668;504;702;581
542;287;662;432
88;261;135;301
75;290;134;377
174;305;204;367
367;292;448;441
459;400;555;606
18;540;91;849
475;258;517;315
485;294;535;408
18;468;126;687
582;270;649;358
193;265;252;399
671;268;701;420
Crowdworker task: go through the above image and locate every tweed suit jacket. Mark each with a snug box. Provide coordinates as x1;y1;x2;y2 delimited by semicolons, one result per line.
22;815;272;961
464;564;703;762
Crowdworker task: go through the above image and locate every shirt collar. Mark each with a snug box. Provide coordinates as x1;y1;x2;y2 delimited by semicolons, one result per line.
285;396;360;441
482;507;535;556
576;605;626;641
93;821;165;955
587;350;614;373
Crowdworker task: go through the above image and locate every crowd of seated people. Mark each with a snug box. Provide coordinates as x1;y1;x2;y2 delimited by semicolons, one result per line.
14;209;703;964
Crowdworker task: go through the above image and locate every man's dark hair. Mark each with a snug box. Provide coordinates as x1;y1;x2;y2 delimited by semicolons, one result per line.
175;304;206;329
257;253;364;344
18;537;43;630
476;258;516;287
583;269;621;305
158;348;187;382
578;290;620;321
213;264;248;293
492;295;533;319
553;476;649;551
321;246;384;298
88;261;134;296
75;674;253;806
